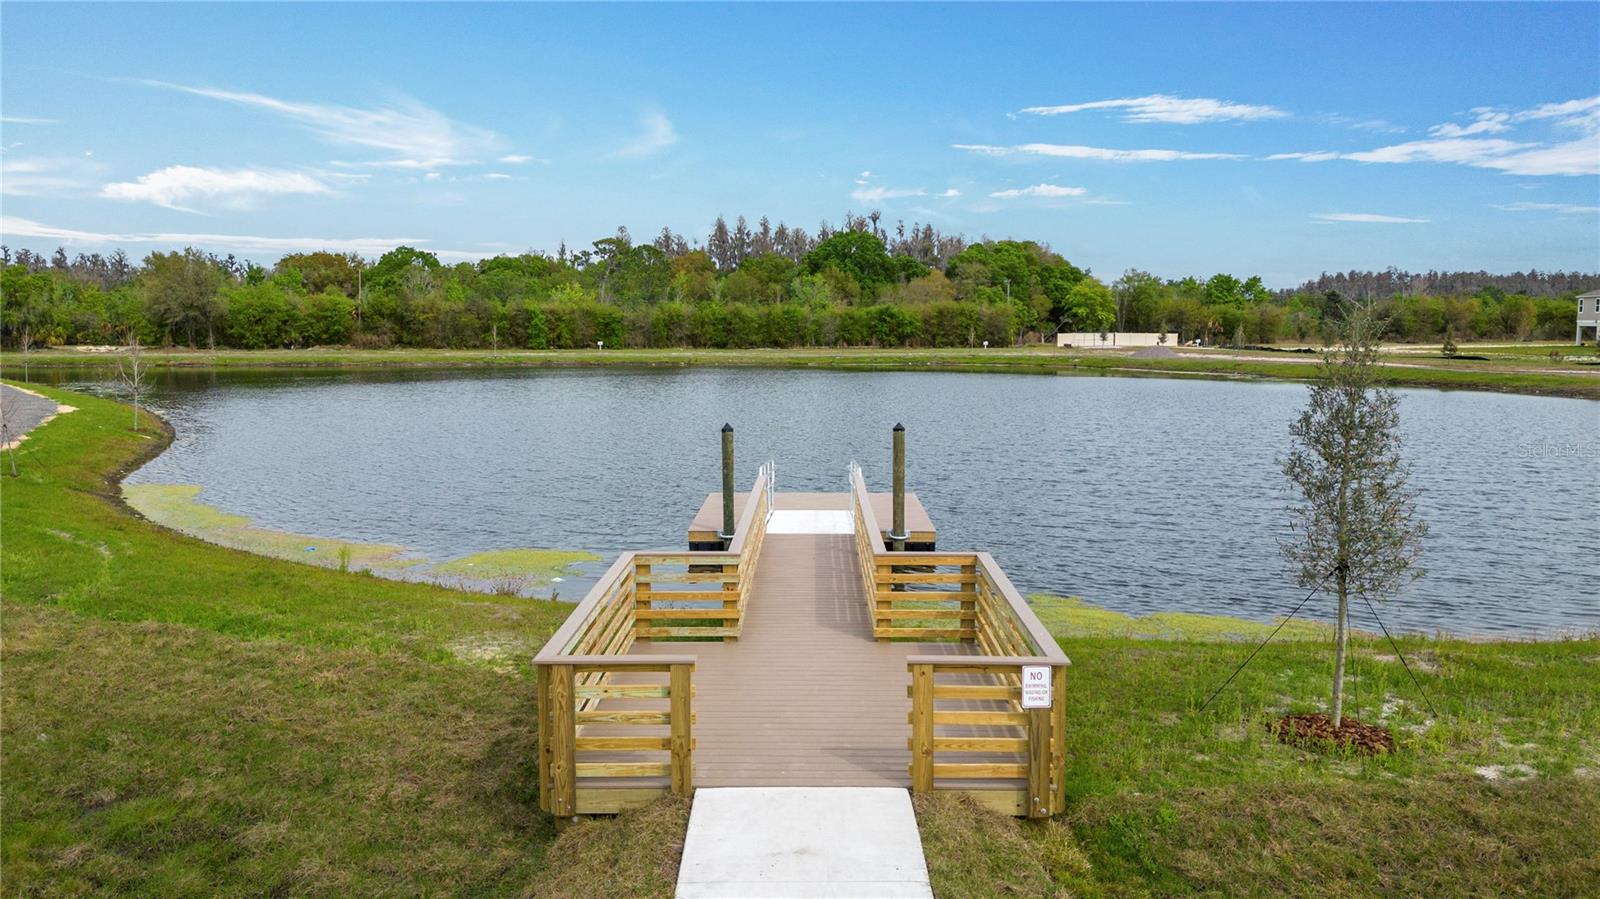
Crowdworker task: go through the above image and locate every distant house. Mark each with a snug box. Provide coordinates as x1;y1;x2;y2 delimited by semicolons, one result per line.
1578;290;1600;345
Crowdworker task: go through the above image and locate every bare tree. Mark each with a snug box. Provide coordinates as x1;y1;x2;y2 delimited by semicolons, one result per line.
1281;305;1428;727
117;330;151;431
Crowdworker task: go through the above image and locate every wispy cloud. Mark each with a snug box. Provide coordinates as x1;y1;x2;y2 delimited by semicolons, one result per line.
0;116;58;125
498;154;533;164
0;215;487;261
1312;212;1430;224
1309;96;1600;176
989;183;1086;199
0;156;102;196
850;185;926;203
938;188;961;197
100;165;338;212
140;80;500;168
1020;94;1286;125
608;111;679;159
1265;151;1339;162
955;142;1243;162
1491;201;1599;215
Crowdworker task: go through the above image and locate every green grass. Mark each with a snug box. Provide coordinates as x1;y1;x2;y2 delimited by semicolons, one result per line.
9;343;1598;399
5;382;1597;896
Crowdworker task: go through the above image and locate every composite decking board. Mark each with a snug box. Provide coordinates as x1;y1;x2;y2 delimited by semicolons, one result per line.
619;533;988;787
687;492;936;543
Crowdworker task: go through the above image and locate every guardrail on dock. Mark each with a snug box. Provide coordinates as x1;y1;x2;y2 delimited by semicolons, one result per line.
850;463;1071;817
533;464;772;816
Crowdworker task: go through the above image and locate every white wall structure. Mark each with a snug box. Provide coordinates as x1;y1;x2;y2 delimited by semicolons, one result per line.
1055;331;1172;349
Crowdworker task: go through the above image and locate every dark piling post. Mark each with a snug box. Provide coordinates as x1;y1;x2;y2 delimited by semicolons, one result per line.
721;423;736;548
892;423;906;552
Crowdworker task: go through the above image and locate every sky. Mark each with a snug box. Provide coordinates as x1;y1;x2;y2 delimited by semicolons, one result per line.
2;2;1597;287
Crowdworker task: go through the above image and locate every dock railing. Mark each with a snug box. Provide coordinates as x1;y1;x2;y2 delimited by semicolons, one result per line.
533;463;772;816
850;463;1071;817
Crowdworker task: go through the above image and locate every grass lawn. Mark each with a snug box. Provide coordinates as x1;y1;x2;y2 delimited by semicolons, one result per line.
8;342;1599;399
4;383;1597;896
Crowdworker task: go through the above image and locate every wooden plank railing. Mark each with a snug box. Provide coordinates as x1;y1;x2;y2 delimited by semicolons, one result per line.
850;463;1071;817
533;465;771;816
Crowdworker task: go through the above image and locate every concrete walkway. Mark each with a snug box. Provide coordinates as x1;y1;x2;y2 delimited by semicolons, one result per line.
0;384;71;449
675;787;932;898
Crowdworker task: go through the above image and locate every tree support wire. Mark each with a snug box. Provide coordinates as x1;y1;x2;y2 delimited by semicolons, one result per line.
1197;568;1334;715
1360;592;1440;719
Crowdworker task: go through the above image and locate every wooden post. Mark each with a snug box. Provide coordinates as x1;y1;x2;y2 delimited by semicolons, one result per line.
1027;669;1052;818
891;423;906;552
549;664;576;816
1050;664;1067;815
634;561;652;642
536;664;552;814
960;562;977;643
721;423;735;550
910;663;934;792
722;562;739;641
670;663;694;795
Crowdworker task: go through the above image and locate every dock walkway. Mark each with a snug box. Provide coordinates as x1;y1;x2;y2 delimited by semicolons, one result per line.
632;532;972;786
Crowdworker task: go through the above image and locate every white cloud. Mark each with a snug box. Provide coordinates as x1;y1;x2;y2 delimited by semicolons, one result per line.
1429;108;1512;137
609;111;679;159
956;142;1243;162
0;116;57;125
1265;151;1339;162
141;80;500;168
1312;212;1430;224
483;173;513;180
100;165;334;212
850;185;926;202
0;215;488;261
989;183;1087;199
1020;94;1286;124
1;156;101;196
938;188;961;197
499;154;533;164
1491;201;1599;215
423;172;442;182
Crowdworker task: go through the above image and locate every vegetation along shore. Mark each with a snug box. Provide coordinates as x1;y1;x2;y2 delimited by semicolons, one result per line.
3;382;1595;896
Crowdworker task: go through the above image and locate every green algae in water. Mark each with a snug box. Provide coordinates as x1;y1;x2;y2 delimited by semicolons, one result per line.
432;548;600;583
124;484;421;572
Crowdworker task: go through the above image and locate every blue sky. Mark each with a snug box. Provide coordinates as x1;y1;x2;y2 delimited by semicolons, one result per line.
2;2;1597;286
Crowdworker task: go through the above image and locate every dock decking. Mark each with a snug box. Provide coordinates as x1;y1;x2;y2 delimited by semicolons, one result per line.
631;533;973;786
534;463;1070;818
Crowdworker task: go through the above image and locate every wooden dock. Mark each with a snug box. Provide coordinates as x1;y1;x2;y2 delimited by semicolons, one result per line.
687;491;937;549
535;463;1070;818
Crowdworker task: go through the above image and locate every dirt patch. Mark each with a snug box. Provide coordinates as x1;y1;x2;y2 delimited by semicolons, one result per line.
1373;651;1439;673
1271;713;1395;755
1130;345;1179;359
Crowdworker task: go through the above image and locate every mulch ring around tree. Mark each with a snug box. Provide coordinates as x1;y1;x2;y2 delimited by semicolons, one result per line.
1270;713;1396;755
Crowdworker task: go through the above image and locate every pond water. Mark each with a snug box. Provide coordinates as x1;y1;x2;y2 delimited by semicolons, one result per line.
38;366;1599;637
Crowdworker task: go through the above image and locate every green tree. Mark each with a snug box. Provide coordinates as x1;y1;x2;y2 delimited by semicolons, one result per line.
142;248;227;346
224;283;302;349
802;231;897;296
1060;278;1115;332
1281;306;1428;727
301;289;355;345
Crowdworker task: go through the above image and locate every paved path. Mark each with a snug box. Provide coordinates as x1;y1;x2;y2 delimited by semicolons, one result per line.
675;787;932;898
0;384;68;449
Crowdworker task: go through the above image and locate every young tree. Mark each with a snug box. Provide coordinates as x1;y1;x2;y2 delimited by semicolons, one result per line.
1281;306;1428;727
117;330;151;431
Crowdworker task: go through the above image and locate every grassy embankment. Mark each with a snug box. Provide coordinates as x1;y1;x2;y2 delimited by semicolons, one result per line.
9;341;1599;399
4;384;1597;896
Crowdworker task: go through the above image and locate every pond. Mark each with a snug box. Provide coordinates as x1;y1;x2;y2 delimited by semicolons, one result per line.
37;366;1599;637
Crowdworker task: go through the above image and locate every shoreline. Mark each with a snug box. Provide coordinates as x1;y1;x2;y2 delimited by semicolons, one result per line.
5;344;1598;400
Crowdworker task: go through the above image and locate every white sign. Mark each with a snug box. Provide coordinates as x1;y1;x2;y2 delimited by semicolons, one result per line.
1020;665;1052;709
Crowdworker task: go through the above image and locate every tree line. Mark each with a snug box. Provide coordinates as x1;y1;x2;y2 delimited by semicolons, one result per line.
3;214;1596;352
